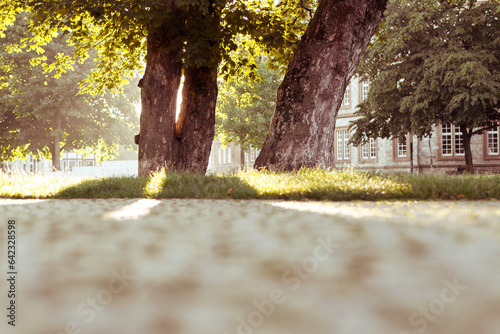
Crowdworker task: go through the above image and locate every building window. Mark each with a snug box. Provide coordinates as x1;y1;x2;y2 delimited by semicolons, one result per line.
454;125;464;155
344;131;350;159
228;147;232;164
218;148;222;164
250;149;255;162
441;123;452;155
397;138;407;157
335;129;350;160
361;142;369;159
222;148;227;164
360;81;369;102
393;135;411;162
360;138;377;161
441;123;464;157
370;138;376;158
336;131;343;160
487;122;499;155
342;84;350;106
484;122;500;159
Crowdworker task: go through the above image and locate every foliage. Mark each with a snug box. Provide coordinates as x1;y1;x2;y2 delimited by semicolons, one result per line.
2;168;500;200
350;0;500;145
215;58;281;151
219;0;318;78
0;16;139;164
0;0;316;94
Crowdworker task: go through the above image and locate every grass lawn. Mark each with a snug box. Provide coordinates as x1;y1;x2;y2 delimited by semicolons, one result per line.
1;168;499;201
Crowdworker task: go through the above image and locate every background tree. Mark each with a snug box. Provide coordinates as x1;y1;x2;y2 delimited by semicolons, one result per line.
349;0;500;173
255;0;388;170
216;59;282;152
0;17;139;170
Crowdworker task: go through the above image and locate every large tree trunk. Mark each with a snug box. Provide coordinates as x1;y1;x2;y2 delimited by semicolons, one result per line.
138;7;221;176
50;114;62;171
138;19;183;176
173;66;218;172
255;0;388;170
462;128;474;174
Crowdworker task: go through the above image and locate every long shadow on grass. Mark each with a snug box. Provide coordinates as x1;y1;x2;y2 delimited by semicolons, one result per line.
55;176;150;198
145;172;261;199
54;173;260;199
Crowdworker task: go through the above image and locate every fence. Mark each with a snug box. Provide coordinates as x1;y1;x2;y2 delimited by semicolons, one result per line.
71;160;138;177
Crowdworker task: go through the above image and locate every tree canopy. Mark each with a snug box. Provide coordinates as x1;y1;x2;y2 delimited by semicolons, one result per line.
0;0;316;93
350;0;500;172
0;16;139;169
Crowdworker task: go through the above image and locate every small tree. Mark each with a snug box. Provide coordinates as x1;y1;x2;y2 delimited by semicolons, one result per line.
349;0;500;173
216;59;282;152
0;17;139;170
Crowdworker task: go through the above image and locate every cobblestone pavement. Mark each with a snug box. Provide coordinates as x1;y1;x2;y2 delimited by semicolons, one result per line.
1;199;500;334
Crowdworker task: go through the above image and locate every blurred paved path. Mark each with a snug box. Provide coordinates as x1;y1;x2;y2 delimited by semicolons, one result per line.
1;199;500;334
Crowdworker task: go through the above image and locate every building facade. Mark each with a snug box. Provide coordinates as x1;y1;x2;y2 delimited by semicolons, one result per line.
61;151;96;171
208;76;499;175
334;77;500;174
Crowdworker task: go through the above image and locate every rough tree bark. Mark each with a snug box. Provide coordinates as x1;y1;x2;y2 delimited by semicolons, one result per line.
138;7;221;176
255;0;388;170
173;65;218;172
138;19;182;176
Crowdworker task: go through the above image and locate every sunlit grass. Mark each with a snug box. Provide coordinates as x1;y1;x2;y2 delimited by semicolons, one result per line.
144;169;259;199
143;168;167;198
1;168;499;200
0;172;87;198
240;168;413;200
